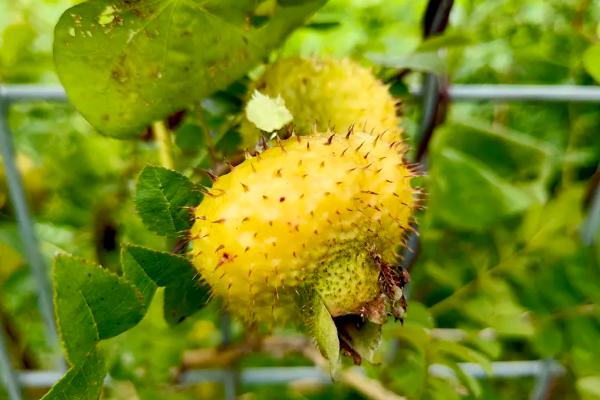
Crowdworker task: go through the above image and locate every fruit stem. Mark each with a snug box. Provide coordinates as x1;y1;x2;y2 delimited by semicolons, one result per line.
153;120;174;169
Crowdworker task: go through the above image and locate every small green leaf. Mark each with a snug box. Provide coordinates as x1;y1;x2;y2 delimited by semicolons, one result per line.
245;90;293;133
135;166;202;237
53;255;146;364
583;44;600;83
122;245;209;324
311;298;340;377
53;0;325;137
41;348;105;400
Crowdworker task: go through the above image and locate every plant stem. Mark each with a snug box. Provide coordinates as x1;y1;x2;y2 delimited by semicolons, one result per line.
153;120;174;169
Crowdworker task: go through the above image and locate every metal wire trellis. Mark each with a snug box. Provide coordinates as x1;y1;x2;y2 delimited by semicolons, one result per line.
1;84;600;400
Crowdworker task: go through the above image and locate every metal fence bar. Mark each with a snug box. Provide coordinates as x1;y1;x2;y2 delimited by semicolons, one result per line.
582;183;600;245
0;86;67;103
219;314;237;400
0;319;22;400
0;97;59;351
445;84;600;102
530;359;562;400
16;371;63;389
15;359;565;388
429;360;565;380
2;84;600;103
180;366;331;386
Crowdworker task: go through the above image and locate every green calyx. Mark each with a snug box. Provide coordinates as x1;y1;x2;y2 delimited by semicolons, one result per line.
299;247;410;374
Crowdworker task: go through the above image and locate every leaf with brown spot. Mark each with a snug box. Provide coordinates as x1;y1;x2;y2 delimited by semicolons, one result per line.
54;0;325;137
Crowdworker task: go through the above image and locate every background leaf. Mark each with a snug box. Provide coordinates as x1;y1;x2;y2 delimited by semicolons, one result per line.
428;121;555;230
53;0;325;137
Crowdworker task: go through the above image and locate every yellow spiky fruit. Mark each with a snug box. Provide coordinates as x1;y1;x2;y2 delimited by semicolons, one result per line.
190;128;416;366
240;57;401;148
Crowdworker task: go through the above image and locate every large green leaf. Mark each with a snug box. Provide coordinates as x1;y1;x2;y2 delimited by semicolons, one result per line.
53;0;325;137
53;255;146;364
122;245;210;324
135;166;202;237
41;348;106;400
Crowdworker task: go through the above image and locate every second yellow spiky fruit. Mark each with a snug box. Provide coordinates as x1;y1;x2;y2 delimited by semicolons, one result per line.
240;57;401;147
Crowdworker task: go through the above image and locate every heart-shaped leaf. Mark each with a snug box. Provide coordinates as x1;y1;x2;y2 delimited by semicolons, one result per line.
53;255;146;364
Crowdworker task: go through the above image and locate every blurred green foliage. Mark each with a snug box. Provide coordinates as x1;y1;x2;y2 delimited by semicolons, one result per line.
1;0;599;399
